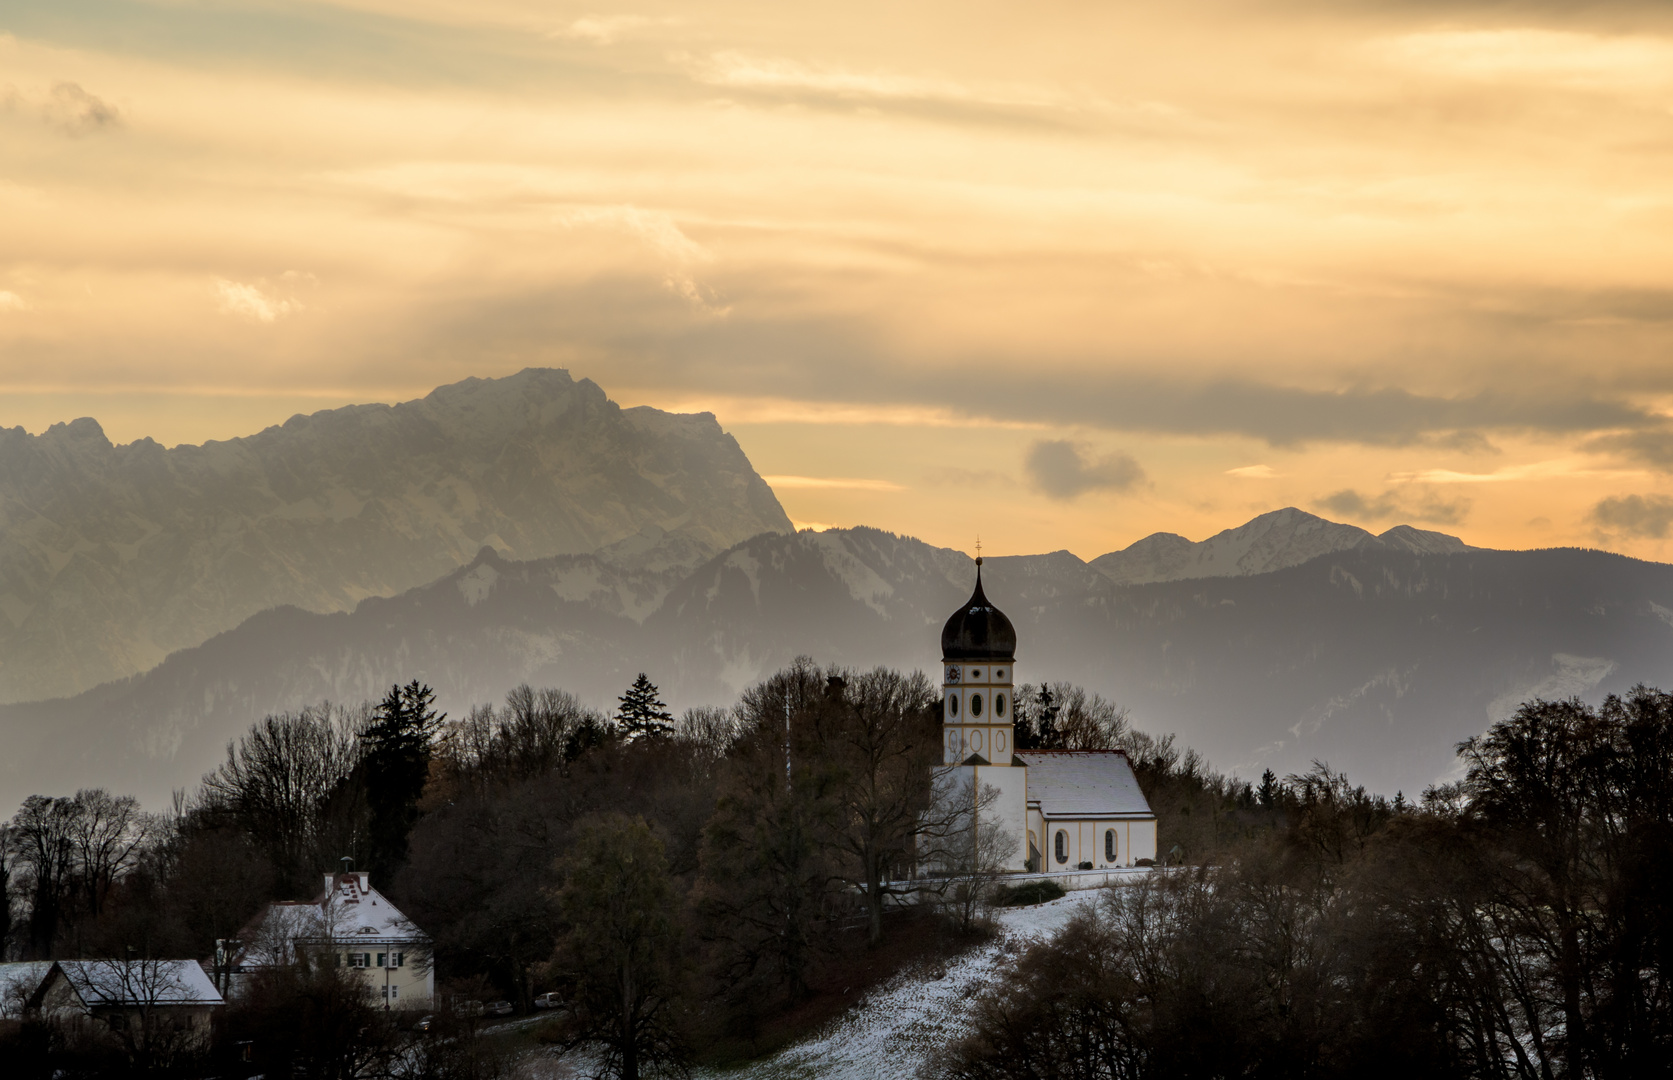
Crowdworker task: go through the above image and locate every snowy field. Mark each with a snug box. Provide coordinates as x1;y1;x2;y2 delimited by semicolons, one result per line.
696;892;1091;1080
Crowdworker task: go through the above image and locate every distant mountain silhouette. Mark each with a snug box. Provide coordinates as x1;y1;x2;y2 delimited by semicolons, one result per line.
3;517;1669;807
0;369;792;703
1090;506;1473;585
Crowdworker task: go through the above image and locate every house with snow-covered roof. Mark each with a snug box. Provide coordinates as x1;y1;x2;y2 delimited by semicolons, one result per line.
235;869;433;1007
935;558;1157;873
27;958;223;1052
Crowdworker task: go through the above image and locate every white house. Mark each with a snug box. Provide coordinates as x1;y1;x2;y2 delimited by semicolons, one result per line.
236;870;434;1007
934;559;1157;874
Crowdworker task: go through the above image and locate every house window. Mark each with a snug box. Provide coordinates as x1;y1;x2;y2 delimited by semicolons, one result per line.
1106;829;1117;863
970;693;983;718
383;985;399;1000
1054;830;1068;865
391;952;404;968
377;953;386;968
350;953;369;968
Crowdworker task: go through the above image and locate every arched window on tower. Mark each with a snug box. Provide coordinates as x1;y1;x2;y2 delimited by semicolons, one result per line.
947;694;959;719
970;693;984;718
1054;830;1068;865
995;692;1007;717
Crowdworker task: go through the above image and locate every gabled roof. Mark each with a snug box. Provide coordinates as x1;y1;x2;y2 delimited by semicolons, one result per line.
241;872;428;965
43;960;223;1008
1017;750;1154;818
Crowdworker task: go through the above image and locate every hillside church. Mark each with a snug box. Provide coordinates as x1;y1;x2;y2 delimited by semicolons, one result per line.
937;560;1157;872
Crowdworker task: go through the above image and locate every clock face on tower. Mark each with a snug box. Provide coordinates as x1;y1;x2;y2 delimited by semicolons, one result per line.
944;665;961;684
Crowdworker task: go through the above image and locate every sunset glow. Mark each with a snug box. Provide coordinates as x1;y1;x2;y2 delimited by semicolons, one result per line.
6;0;1673;557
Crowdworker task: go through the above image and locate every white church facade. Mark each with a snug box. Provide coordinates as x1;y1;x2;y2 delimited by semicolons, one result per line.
936;559;1157;873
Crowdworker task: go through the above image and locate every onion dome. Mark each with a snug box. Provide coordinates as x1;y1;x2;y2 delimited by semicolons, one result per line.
941;559;1016;660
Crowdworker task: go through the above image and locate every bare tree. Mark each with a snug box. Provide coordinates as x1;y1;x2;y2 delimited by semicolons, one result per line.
10;794;79;957
67;789;149;920
814;667;943;946
200;705;366;894
927;775;1020;933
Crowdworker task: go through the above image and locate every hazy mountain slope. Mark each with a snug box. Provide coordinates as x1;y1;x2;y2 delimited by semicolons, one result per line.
0;368;791;702
0;535;705;807
1090;507;1473;585
4;522;1668;808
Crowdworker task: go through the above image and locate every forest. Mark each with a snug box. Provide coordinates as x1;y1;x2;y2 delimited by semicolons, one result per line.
1;663;1670;1080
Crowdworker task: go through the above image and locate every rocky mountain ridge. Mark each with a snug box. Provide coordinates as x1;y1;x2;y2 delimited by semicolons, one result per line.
0;368;792;703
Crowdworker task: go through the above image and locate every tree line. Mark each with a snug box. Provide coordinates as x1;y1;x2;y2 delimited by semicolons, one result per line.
11;667;1663;1079
937;687;1673;1080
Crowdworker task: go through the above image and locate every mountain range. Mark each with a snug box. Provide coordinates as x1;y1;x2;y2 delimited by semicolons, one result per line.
0;369;791;703
4;502;1671;807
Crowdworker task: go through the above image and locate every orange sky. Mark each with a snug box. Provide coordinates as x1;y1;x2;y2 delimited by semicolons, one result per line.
4;1;1673;560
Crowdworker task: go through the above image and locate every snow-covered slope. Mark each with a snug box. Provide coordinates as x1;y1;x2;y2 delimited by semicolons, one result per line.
0;369;792;703
698;893;1090;1080
1090;507;1473;585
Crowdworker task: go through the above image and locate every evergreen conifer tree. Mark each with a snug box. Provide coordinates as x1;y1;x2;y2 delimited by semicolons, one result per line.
360;680;444;881
617;674;674;741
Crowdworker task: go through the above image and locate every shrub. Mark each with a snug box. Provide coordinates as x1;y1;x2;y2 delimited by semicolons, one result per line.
993;880;1066;907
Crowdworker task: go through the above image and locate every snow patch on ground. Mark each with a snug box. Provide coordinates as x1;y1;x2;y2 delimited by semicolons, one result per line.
700;893;1091;1080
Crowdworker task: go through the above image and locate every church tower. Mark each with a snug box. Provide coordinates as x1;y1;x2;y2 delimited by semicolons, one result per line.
940;557;1018;765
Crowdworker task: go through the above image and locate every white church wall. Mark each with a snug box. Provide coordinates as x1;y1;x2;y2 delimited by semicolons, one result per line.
973;765;1029;872
1041;818;1157;869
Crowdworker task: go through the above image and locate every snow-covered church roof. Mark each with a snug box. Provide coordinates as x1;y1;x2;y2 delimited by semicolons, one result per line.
1016;750;1153;819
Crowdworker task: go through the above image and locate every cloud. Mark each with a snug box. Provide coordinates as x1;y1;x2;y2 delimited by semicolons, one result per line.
1585;426;1673;471
554;15;672;46
761;475;905;491
1315;488;1471;526
1588;494;1673;539
555;206;724;311
1226;464;1280;478
1025;441;1145;500
0;291;28;313
213;279;300;323
1374;29;1673;95
41;83;120;136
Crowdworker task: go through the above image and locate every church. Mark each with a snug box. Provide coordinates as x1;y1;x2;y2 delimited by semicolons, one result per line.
936;558;1157;873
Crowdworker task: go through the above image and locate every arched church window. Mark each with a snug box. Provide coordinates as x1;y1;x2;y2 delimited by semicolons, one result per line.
995;693;1007;717
1105;829;1117;863
947;694;959;719
970;693;984;718
1054;830;1068;865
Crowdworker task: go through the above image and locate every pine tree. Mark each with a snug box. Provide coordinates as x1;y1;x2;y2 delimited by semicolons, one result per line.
1257;767;1279;810
360;680;444;881
617;674;674;741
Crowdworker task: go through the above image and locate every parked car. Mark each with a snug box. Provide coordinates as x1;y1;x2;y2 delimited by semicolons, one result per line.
459;1000;485;1017
533;992;562;1009
413;1014;436;1032
486;1000;514;1017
